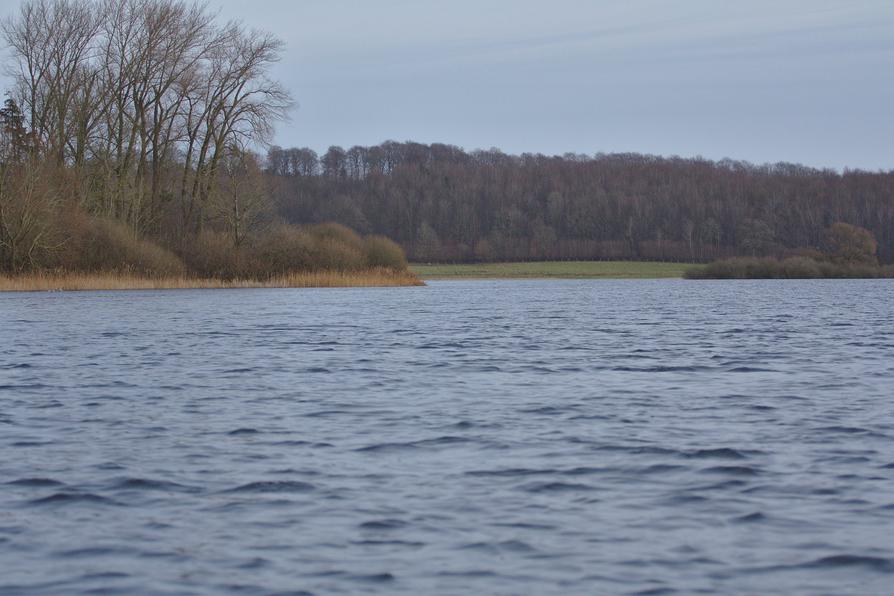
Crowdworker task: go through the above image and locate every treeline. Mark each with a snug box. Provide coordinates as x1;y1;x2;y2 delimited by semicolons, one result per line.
0;0;410;278
266;142;894;264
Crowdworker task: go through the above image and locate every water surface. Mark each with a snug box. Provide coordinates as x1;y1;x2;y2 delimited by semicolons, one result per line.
1;280;893;594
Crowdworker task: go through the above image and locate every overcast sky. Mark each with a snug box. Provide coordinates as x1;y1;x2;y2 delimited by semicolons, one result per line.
3;0;893;169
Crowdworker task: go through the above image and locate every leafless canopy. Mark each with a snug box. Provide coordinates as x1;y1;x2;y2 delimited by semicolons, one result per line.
1;0;293;235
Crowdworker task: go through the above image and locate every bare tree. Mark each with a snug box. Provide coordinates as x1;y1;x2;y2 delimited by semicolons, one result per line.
2;0;100;164
209;144;270;248
2;0;292;239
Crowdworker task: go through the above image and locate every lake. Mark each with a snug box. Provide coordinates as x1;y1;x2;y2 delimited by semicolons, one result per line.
1;280;893;595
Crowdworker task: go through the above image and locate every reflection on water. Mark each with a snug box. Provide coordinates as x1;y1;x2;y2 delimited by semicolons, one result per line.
1;280;893;594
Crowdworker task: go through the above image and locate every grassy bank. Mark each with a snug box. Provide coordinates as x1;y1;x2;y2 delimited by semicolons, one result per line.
412;261;698;279
0;269;423;292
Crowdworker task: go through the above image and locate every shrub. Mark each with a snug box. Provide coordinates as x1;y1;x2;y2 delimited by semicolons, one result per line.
310;237;364;271
779;257;821;279
687;257;789;279
688;255;893;280
363;236;408;270
742;257;780;278
249;225;318;277
787;247;827;262
0;161;66;273
824;222;878;265
307;223;364;253
239;225;409;278
68;218;185;277
305;223;365;271
182;231;243;279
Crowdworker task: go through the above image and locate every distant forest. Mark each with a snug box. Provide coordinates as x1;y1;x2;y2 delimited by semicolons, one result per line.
267;143;894;264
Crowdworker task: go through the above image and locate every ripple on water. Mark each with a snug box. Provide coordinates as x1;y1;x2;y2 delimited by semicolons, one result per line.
109;478;197;493
684;448;754;460
7;478;66;488
354;435;472;452
732;512;769;524
760;555;894;574
459;540;536;554
27;492;121;507
521;481;596;493
358;519;409;531
225;481;317;494
699;465;762;477
2;280;894;594
228;428;261;436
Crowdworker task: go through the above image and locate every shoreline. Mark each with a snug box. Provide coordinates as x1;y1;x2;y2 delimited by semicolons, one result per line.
0;269;424;292
412;260;698;280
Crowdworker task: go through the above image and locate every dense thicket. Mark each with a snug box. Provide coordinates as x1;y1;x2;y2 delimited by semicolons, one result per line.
686;222;893;279
0;0;411;277
686;257;894;280
267;142;894;264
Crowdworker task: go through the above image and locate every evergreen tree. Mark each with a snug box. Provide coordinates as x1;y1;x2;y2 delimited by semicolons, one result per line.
0;97;29;162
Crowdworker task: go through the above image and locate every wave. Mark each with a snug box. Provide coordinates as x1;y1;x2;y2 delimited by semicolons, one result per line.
225;481;316;493
109;478;195;492
28;492;120;507
7;478;65;487
355;436;472;452
699;465;762;476
521;481;596;493
732;512;768;523
358;519;408;531
228;428;261;436
684;448;754;460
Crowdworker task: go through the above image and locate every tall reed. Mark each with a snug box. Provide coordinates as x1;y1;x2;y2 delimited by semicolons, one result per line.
0;269;424;292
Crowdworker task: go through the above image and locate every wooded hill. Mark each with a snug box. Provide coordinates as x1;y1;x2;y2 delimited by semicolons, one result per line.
267;143;894;264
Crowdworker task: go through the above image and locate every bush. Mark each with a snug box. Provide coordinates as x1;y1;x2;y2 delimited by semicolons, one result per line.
179;223;408;279
247;226;411;277
310;237;365;271
307;223;364;253
779;256;821;278
363;236;408;270
68;218;186;277
306;223;365;271
686;258;766;279
787;247;827;262
687;256;893;280
825;222;878;265
0;161;67;273
249;225;318;277
181;231;244;279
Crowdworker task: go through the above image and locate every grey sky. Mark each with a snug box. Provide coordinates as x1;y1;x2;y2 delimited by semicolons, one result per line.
3;0;893;169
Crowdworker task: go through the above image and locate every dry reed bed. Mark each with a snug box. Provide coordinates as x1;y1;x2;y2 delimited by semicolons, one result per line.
0;269;424;292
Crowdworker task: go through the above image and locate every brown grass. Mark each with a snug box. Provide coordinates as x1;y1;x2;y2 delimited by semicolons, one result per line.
0;268;424;292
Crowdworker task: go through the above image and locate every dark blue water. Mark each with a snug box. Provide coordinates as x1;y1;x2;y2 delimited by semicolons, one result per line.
2;280;893;595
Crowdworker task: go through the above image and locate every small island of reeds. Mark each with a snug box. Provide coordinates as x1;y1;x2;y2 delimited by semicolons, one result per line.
685;223;894;280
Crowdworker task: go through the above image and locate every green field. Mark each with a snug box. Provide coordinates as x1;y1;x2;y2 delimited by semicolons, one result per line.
412;261;699;280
